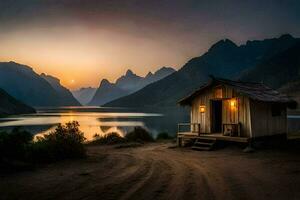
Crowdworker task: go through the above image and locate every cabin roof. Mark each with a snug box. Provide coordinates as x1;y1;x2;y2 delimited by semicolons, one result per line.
178;77;297;108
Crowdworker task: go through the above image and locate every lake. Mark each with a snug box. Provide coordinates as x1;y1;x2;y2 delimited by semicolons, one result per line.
0;107;166;141
0;106;299;141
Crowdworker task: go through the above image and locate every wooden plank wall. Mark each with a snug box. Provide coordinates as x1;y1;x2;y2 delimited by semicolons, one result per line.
250;100;287;137
191;85;251;137
191;88;212;133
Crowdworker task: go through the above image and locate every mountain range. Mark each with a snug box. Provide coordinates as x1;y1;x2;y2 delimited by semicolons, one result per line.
105;34;300;108
0;62;80;107
0;34;299;115
88;67;175;105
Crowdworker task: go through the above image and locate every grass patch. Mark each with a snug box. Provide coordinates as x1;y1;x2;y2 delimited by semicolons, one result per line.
0;121;86;172
125;127;154;143
30;121;86;162
89;132;126;145
156;132;174;140
88;127;154;146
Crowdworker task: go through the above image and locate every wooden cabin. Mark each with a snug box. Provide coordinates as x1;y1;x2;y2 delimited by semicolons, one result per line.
177;77;297;148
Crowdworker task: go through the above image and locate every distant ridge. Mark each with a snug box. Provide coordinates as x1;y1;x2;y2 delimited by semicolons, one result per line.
88;66;175;106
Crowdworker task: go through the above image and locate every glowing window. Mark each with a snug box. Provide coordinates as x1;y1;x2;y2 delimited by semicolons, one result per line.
215;88;223;98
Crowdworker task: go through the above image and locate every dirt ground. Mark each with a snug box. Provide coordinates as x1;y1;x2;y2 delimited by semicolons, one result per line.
1;142;300;200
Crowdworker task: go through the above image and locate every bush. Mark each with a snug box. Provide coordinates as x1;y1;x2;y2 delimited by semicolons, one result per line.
30;121;86;162
156;132;173;140
89;132;126;145
0;128;33;161
125;127;154;142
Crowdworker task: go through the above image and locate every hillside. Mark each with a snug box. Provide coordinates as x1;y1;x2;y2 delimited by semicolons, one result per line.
105;34;300;107
89;67;175;106
89;79;128;106
0;88;35;115
240;42;300;89
0;62;81;107
41;73;81;106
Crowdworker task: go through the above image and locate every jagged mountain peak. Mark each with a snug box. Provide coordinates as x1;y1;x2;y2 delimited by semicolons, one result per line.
154;66;175;75
209;39;238;52
100;79;112;87
125;69;135;76
89;66;175;106
146;71;153;78
279;34;294;40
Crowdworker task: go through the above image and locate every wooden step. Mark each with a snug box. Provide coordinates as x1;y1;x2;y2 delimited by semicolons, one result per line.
194;141;214;146
191;138;216;151
197;136;217;141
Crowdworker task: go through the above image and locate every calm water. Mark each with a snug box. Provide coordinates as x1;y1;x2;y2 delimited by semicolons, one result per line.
0;106;299;140
0;107;164;140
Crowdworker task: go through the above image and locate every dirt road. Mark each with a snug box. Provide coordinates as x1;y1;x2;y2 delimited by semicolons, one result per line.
1;143;300;200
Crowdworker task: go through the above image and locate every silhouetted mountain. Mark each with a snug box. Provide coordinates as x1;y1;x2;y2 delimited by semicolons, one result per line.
0;88;35;115
89;67;175;106
41;73;81;106
105;34;300;108
89;79;127;106
144;67;175;83
0;62;80;106
240;42;300;88
115;69;143;91
72;87;96;105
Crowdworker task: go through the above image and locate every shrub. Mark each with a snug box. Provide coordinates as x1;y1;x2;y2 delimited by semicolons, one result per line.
30;121;86;162
125;127;154;142
89;132;126;145
156;132;173;140
0;128;33;161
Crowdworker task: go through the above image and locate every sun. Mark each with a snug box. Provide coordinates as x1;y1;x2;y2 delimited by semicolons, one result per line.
70;79;75;84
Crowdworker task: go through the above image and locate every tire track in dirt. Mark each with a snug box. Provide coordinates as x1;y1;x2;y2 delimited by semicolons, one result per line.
2;143;300;200
114;144;216;200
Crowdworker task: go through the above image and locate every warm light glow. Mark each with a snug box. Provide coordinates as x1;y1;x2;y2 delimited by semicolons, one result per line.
0;26;187;90
230;99;237;109
70;79;75;84
215;88;223;98
199;105;206;113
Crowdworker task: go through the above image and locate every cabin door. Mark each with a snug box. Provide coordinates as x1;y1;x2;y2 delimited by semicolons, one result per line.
211;100;222;133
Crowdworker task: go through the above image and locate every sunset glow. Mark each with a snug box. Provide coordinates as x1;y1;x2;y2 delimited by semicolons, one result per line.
0;0;299;90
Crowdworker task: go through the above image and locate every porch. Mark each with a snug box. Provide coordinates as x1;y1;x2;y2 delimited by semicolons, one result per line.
177;123;249;144
177;132;249;143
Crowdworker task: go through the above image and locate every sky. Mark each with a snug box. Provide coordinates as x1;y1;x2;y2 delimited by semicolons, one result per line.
0;0;300;90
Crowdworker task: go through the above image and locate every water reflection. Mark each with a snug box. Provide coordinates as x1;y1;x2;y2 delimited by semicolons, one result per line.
0;107;162;141
1;106;298;140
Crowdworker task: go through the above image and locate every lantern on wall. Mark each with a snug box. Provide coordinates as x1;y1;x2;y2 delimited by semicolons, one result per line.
230;98;237;110
199;105;206;113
